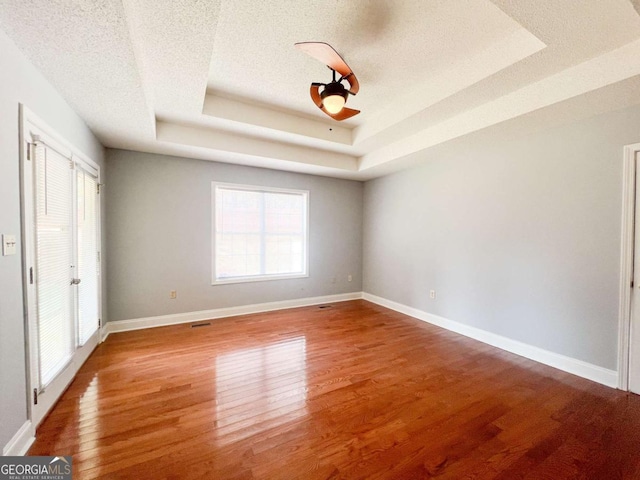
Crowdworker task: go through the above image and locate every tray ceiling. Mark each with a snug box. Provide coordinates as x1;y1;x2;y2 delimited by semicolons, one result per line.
1;0;640;179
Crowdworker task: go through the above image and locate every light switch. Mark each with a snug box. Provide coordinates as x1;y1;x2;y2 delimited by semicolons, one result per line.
2;234;17;256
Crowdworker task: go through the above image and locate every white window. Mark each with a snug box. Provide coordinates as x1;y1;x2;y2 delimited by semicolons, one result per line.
212;183;309;284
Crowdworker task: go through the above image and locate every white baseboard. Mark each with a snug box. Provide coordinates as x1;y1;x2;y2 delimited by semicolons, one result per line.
3;421;34;456
105;292;364;335
100;324;111;342
363;292;618;388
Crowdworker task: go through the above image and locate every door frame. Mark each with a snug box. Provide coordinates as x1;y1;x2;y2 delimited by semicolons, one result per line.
19;104;103;428
619;142;640;391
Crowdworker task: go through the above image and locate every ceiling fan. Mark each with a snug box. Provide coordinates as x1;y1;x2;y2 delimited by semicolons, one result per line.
295;42;360;121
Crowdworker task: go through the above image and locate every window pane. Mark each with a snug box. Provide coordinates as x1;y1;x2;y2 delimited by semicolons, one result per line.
213;185;307;282
217;233;261;278
265;193;304;234
218;189;261;234
34;145;74;387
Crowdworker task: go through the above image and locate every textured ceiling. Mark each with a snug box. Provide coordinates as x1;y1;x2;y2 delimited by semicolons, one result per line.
206;0;527;123
1;0;639;180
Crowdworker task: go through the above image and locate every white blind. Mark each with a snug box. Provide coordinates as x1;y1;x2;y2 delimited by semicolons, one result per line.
34;144;74;387
77;168;99;345
214;186;307;281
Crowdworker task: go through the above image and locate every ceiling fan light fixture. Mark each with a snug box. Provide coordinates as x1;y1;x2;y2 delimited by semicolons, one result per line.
295;42;360;120
321;82;348;114
323;94;346;114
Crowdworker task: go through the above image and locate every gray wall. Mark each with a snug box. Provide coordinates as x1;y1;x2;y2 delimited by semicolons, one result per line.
106;149;363;321
0;30;105;449
364;105;640;371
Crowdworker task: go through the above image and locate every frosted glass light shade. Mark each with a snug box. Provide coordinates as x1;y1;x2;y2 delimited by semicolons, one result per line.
323;94;346;114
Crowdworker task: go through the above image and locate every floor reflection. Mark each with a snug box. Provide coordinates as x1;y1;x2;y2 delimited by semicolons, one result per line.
76;373;99;454
214;336;308;445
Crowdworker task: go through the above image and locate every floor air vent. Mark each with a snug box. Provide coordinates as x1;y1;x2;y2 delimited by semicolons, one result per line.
318;305;332;309
191;322;211;328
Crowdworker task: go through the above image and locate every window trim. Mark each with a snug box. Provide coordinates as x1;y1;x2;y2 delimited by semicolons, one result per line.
211;182;309;285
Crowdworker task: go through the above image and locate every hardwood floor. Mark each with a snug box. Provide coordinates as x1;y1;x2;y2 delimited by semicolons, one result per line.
29;300;640;479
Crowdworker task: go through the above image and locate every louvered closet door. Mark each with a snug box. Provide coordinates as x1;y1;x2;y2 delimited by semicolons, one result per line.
34;144;75;387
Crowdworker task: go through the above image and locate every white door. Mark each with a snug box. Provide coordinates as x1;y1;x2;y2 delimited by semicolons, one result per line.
22;110;101;427
630;151;640;394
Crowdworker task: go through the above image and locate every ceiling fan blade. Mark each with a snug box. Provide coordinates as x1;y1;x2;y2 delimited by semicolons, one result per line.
330;107;360;121
319;105;360;121
342;72;359;95
295;42;352;78
310;83;323;108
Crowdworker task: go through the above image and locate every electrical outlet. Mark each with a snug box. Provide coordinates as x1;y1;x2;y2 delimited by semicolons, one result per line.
430;290;436;299
348;274;352;282
170;290;177;299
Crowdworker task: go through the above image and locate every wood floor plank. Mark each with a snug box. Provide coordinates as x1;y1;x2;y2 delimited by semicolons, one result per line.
28;300;640;479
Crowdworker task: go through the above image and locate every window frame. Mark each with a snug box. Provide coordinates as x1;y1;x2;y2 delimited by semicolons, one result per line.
211;182;309;285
